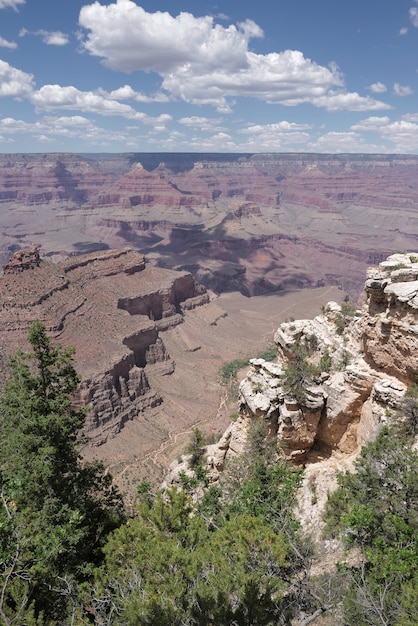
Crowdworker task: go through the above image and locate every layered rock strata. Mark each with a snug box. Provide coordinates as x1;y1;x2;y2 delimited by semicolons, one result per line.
0;247;209;445
2;153;418;298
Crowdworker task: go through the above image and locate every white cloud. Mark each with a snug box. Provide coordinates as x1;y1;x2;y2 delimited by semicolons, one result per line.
367;82;387;94
31;84;172;127
312;91;390;112
19;29;69;45
31;84;146;118
399;27;408;35
78;1;386;113
403;112;418;122
0;36;17;49
393;82;413;96
79;2;261;73
351;116;391;131
37;30;69;46
0;59;34;97
0;0;24;10
238;121;312;149
241;120;312;134
179;116;226;132
308;131;386;153
409;6;418;27
105;85;170;103
0;114;140;146
351;115;418;152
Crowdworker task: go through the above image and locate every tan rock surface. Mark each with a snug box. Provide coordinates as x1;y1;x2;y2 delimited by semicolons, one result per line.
0;245;344;497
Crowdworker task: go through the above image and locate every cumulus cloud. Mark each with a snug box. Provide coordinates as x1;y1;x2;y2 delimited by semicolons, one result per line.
78;1;387;113
19;28;69;45
393;82;413;96
307;131;385;153
79;1;262;73
32;84;147;118
367;82;387;94
403;112;418;122
351;116;391;131
38;30;69;46
0;36;17;49
399;27;408;35
0;59;34;97
31;84;172;127
352;115;418;152
241;120;312;134
0;114;141;146
178;116;226;132
238;121;312;149
105;85;170;103
311;91;390;112
0;0;24;10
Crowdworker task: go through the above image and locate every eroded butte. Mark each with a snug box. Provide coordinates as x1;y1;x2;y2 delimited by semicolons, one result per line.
1;153;418;301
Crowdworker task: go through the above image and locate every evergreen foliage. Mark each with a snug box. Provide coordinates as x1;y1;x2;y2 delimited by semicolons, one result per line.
324;426;418;624
82;420;308;625
281;340;320;405
1;323;418;624
0;321;124;625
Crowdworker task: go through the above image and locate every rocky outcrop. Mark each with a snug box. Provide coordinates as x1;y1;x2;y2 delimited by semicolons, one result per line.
169;254;418;489
0;246;209;445
237;303;380;461
362;252;418;382
3;245;41;273
238;254;418;461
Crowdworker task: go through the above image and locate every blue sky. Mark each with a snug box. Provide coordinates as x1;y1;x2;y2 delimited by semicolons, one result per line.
0;0;417;153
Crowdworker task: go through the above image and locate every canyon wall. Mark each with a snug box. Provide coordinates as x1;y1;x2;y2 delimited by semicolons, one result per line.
165;252;418;493
1;153;417;299
0;246;209;446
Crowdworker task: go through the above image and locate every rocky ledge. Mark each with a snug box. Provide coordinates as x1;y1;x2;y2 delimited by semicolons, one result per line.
0;247;209;445
165;253;418;489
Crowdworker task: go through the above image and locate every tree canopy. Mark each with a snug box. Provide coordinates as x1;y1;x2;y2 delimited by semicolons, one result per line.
0;321;124;625
324;426;418;625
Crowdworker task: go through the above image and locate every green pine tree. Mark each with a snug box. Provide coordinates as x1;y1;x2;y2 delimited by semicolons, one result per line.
0;321;124;625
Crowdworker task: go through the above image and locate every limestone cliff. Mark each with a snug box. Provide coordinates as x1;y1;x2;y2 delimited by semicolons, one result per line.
165;253;417;492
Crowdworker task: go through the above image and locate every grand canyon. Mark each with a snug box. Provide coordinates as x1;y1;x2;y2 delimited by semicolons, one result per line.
1;152;418;299
1;152;418;492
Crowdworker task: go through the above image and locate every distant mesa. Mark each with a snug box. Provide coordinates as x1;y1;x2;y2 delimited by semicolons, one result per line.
1;152;418;300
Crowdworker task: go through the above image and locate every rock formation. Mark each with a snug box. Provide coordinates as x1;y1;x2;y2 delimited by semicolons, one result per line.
0;246;209;445
1;153;418;299
165;253;417;488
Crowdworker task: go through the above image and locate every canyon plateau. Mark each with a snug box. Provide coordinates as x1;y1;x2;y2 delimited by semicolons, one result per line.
1;152;418;300
0;244;342;495
2;151;418;497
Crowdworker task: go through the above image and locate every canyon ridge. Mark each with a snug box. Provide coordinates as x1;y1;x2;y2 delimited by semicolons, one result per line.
1;152;418;495
1;152;418;300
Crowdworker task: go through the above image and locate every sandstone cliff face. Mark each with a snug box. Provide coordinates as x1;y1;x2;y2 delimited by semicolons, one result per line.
165;253;417;489
0;246;209;445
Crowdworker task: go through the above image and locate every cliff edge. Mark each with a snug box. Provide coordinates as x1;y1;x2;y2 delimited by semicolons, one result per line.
165;253;418;534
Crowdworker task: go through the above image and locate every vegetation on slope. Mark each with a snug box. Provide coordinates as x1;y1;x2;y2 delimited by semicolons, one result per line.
324;425;418;625
0;322;125;625
0;323;417;624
